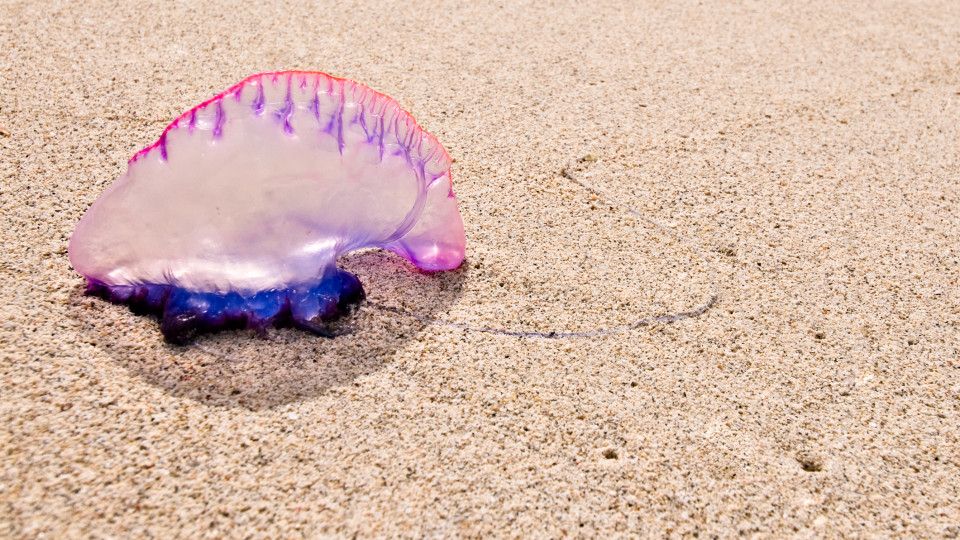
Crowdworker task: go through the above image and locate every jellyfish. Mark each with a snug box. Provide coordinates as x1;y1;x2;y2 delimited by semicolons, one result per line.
69;71;466;343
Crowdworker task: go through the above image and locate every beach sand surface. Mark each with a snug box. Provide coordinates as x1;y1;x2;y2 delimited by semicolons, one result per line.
2;0;959;536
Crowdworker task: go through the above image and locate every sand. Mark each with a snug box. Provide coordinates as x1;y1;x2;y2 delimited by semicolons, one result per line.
2;0;959;536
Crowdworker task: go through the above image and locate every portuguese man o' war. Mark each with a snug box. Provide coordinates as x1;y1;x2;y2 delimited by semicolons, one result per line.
70;71;466;343
71;71;719;344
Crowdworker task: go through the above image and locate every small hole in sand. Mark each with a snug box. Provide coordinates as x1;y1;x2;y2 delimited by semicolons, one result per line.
602;448;618;459
798;456;823;472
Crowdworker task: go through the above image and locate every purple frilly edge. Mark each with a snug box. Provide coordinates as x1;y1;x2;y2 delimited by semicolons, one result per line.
85;268;364;344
